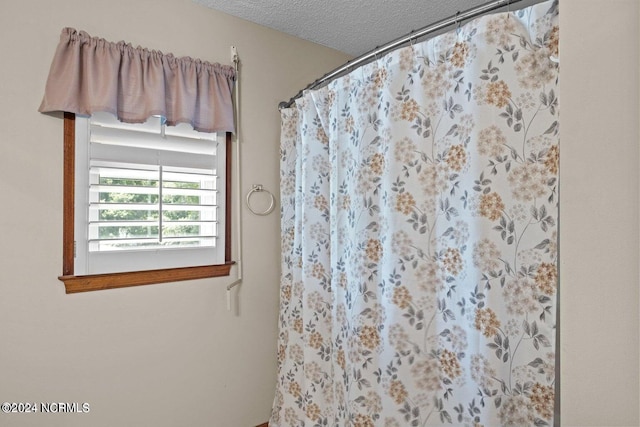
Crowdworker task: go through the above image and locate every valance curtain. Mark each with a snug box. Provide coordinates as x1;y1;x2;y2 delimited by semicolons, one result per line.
274;0;559;426
39;27;236;133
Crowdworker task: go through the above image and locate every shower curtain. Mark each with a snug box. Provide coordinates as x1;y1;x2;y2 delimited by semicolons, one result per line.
273;1;559;425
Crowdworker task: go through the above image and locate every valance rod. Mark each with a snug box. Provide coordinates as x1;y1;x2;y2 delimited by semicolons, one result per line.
279;0;542;110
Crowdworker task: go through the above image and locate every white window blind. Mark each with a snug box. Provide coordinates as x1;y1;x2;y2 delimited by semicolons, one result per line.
74;112;226;275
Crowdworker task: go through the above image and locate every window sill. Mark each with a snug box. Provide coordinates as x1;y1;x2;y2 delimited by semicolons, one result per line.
58;262;235;294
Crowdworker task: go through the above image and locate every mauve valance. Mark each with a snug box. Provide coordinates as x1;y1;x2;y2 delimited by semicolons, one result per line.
39;28;236;133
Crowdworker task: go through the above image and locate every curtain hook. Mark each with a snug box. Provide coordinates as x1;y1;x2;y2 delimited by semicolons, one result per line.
455;11;462;34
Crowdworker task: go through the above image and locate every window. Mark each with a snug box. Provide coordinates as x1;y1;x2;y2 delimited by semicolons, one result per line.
60;113;233;293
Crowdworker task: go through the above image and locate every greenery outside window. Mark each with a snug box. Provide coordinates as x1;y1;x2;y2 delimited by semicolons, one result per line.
59;112;233;293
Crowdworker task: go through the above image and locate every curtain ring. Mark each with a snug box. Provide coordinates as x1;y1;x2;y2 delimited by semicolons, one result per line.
246;184;276;216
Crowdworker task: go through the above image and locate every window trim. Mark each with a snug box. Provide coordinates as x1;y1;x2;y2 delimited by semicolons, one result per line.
59;112;234;293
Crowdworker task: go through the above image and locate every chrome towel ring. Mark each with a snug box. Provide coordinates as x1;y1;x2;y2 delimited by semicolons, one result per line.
246;184;276;216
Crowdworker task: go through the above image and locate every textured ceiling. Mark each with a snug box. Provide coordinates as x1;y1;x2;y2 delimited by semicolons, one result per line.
192;0;502;57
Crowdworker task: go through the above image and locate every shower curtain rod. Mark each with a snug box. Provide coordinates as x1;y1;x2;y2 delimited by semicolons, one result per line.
279;0;535;110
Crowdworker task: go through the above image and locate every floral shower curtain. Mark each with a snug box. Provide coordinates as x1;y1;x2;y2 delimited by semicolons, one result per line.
273;1;559;426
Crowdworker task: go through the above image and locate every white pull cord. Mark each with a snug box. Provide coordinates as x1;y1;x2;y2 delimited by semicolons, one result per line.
226;46;242;311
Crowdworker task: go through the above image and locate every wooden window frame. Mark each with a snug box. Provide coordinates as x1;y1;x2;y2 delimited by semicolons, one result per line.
59;112;234;293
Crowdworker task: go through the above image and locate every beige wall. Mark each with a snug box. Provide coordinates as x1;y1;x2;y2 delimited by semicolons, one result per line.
0;1;349;426
560;0;639;426
0;0;638;426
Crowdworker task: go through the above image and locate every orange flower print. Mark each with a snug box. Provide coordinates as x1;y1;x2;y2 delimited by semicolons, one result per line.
451;42;470;68
345;115;355;134
366;239;383;262
281;284;292;302
288;381;301;398
338;272;348;289
325;90;336;108
293;318;303;334
396;192;416;215
440;349;462;379
314;194;329;211
282;226;295;253
308;331;323;349
530;382;555;419
548;26;560;57
443;247;463;276
316;126;329;145
363;391;382;414
311;262;326;279
337;349;346;370
400;98;420;121
535;262;557;295
354;414;375;427
486;80;512;108
392;286;412;309
474;308;501;338
479;192;505;221
388;380;408;404
373;68;389;89
369;153;385;175
305;402;321;422
446;144;467;171
359;325;381;350
545;144;559;175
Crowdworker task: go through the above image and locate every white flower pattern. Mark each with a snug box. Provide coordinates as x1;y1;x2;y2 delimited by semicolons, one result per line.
273;1;559;426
